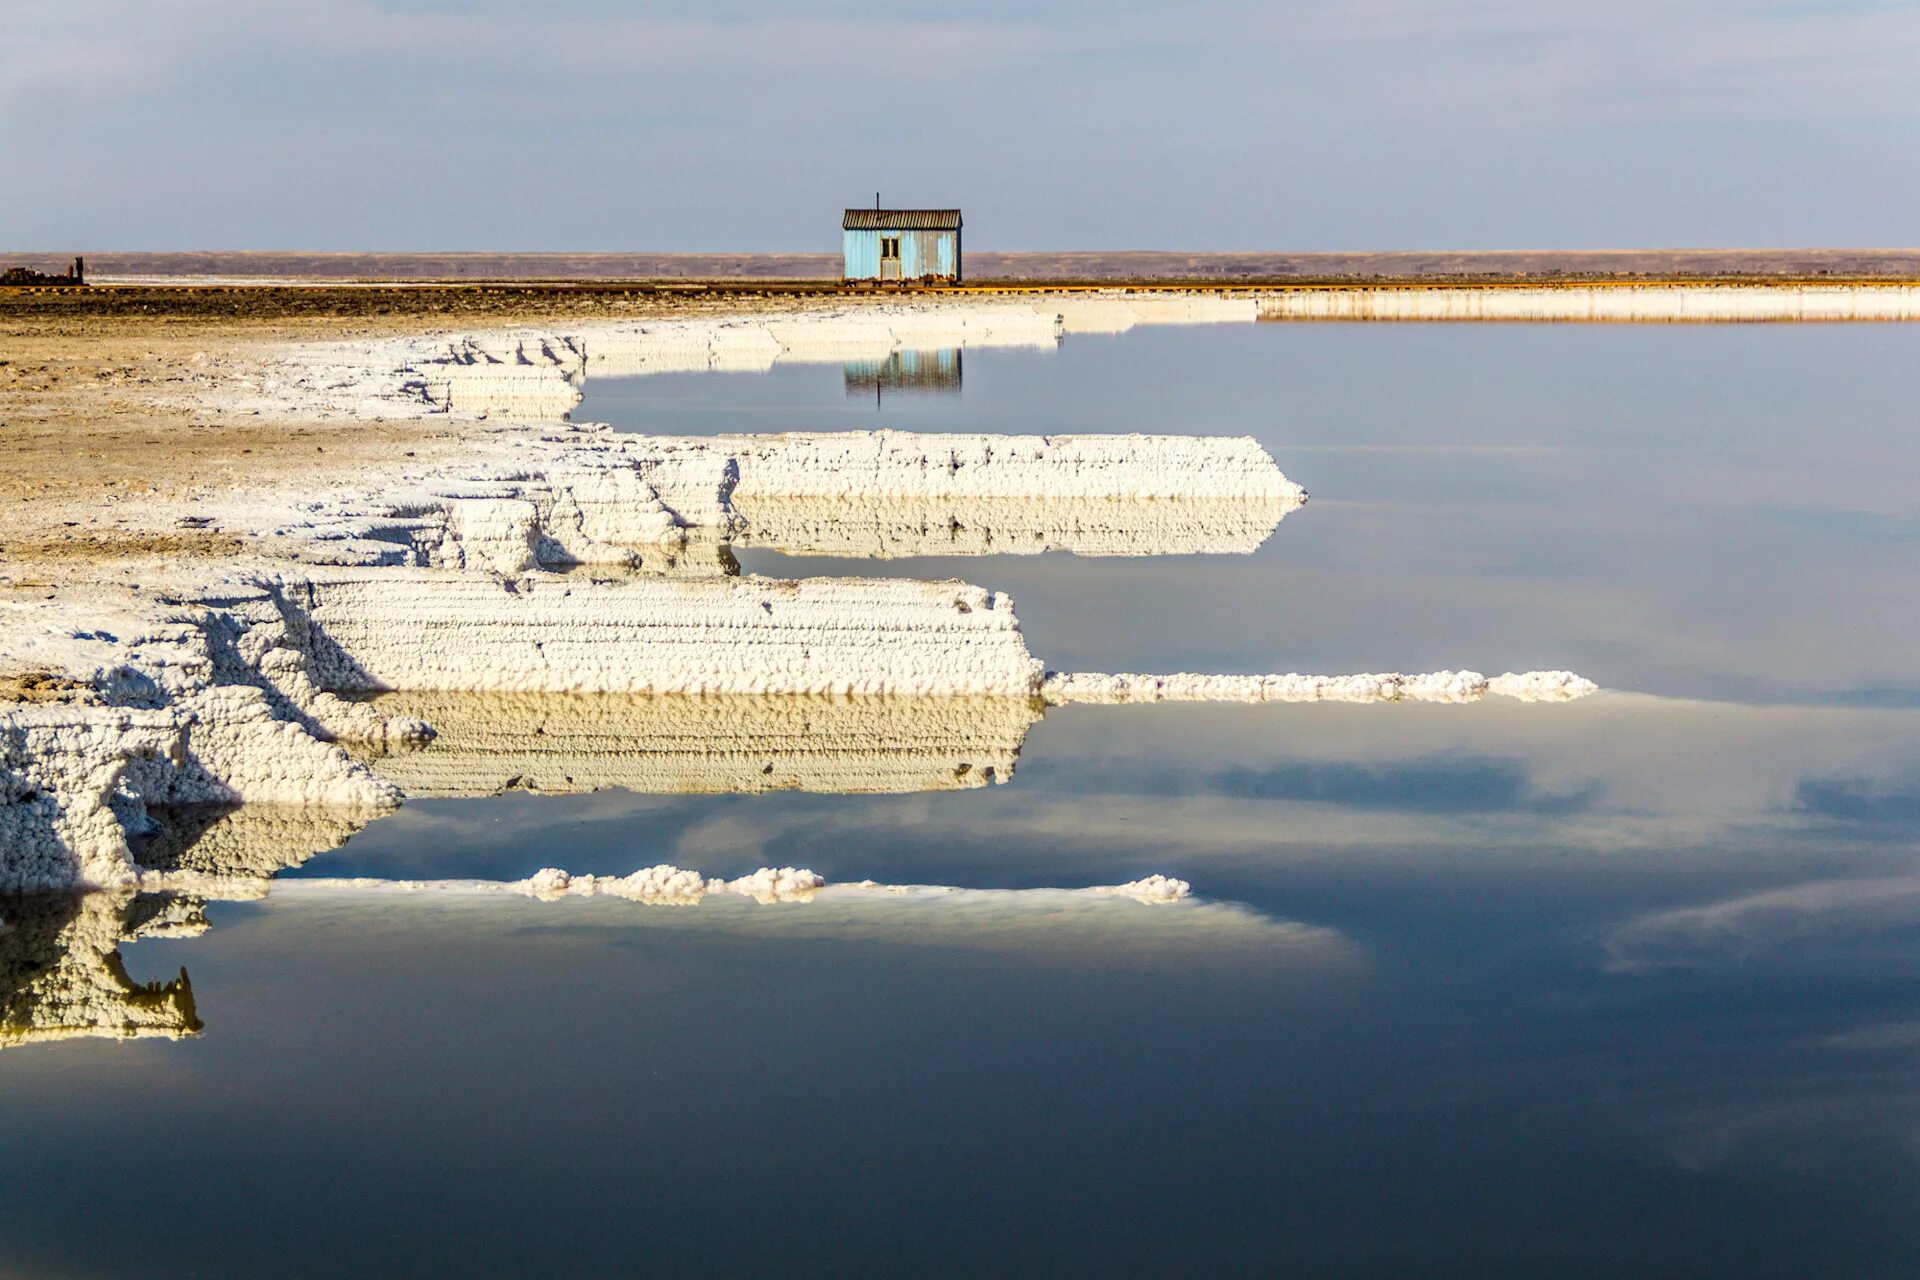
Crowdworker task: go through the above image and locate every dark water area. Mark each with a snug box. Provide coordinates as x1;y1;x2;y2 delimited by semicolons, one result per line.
7;322;1920;1276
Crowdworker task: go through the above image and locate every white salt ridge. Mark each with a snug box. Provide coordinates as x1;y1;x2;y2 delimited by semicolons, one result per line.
200;295;1283;424
718;431;1302;502
298;569;1046;697
198;427;1299;569
1041;670;1600;704
1257;283;1920;323
0;585;414;892
1;295;1588;894
294;866;826;906
262;867;1200;908
2;560;1596;891
583;305;1064;378
1052;296;1259;334
518;864;825;904
1097;875;1194;904
171;287;1920;426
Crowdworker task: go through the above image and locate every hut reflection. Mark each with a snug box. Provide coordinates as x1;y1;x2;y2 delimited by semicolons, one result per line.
845;348;963;406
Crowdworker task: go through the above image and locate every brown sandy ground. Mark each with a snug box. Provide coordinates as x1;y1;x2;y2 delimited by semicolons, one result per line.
0;288;820;572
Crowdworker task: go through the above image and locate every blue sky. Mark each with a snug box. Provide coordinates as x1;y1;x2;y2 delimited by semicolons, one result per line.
3;0;1916;250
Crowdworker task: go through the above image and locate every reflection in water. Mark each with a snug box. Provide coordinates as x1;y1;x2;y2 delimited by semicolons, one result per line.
360;692;1041;797
0;891;203;1048
731;494;1296;558
135;804;383;879
0;877;1337;1046
1604;873;1920;972
845;348;963;405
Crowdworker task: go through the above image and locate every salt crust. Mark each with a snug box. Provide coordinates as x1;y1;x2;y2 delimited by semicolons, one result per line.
0;576;1595;892
255;866;1196;907
187;298;1269;422
213;428;1304;568
1257;283;1920;323
3;301;1584;892
1040;670;1600;704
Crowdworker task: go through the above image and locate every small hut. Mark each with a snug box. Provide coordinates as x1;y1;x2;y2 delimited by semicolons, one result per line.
842;208;962;284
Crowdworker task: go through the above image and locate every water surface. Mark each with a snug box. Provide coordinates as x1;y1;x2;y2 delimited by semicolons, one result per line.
7;321;1920;1277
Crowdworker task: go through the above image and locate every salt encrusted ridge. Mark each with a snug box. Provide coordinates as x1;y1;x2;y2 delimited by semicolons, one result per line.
1098;875;1195;903
2;575;1597;892
247;866;1201;908
295;569;1046;697
190;428;1304;569
1256;283;1920;323
4;299;1591;894
179;297;1280;423
1040;670;1600;704
0;584;411;892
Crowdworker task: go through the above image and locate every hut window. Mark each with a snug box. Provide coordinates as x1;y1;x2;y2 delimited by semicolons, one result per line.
880;235;901;260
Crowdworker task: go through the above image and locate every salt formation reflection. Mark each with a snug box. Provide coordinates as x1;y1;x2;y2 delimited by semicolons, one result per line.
0;876;1335;1047
359;692;1041;797
0;891;204;1048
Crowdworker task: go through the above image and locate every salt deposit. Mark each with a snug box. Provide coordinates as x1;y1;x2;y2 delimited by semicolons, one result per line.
1040;670;1599;704
1098;875;1195;903
1;569;1597;891
185;427;1300;569
1257;283;1920;323
719;432;1301;502
582;306;1064;378
296;570;1045;697
1;299;1595;895
263;866;1197;909
1053;295;1260;334
183;295;1278;426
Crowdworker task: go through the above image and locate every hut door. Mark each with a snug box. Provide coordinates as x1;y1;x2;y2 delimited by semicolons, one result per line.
880;235;902;280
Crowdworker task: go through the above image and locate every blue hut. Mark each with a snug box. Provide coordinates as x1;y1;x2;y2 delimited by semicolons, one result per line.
843;208;962;284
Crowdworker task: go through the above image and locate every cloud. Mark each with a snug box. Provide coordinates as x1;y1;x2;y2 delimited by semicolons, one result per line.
1603;872;1920;972
5;1;1918;251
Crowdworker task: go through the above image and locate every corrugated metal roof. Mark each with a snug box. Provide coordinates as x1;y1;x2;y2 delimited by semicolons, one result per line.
843;209;963;231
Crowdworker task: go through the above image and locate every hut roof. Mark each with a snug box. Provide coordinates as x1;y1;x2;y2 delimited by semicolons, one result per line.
842;209;963;231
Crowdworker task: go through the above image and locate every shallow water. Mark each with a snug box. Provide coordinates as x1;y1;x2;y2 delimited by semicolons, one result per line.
9;322;1920;1276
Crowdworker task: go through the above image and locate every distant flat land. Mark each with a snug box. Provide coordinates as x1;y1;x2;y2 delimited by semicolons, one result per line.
5;248;1920;283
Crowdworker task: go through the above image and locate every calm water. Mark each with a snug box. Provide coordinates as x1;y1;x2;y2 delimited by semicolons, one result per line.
8;322;1920;1277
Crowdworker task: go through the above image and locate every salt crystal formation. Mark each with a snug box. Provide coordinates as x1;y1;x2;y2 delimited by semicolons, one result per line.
1041;670;1600;704
1257;283;1920;323
2;303;1595;894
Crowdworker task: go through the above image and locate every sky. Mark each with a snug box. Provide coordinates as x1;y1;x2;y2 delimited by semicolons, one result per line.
3;0;1917;251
